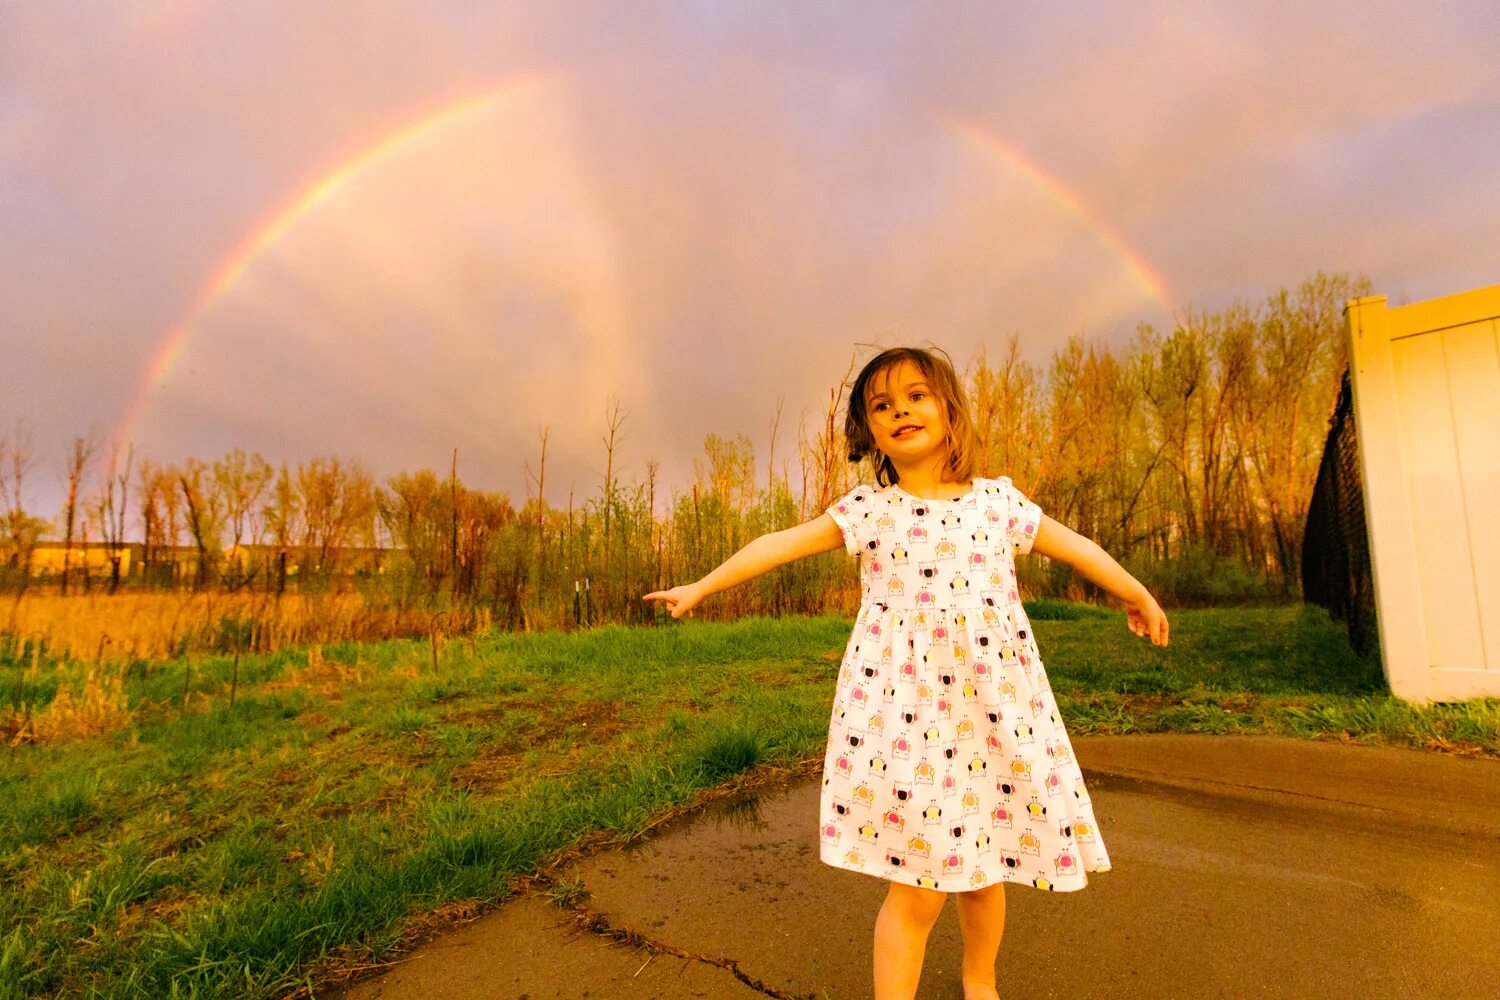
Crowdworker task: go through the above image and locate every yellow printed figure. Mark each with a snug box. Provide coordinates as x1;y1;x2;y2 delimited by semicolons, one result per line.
1018;830;1042;856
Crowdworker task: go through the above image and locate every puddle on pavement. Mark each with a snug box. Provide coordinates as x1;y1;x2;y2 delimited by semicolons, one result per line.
619;779;818;859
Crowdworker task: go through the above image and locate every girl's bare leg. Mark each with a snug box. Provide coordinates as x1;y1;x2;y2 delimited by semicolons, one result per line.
872;882;948;1000
954;882;1006;999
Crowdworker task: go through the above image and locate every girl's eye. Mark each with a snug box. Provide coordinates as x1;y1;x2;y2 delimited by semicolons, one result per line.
910;392;924;401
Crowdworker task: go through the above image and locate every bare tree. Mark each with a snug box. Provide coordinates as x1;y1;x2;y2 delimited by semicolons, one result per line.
95;444;134;592
59;434;97;595
767;396;784;495
297;457;377;577
525;425;549;563
600;396;627;579
215;449;272;584
179;458;225;589
810;354;856;511
0;420;47;577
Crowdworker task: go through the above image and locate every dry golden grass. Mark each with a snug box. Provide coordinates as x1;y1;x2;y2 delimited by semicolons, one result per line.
5;664;132;746
2;590;488;662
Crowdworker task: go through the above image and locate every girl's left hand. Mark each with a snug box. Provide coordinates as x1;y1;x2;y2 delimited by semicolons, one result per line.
1126;594;1169;646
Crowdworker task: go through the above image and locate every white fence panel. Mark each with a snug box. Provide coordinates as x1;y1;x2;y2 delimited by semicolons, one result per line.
1346;285;1500;702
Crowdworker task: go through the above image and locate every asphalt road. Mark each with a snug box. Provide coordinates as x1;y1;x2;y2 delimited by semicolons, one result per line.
330;734;1500;1000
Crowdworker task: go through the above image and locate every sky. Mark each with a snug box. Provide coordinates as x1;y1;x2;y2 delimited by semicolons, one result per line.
2;1;1498;518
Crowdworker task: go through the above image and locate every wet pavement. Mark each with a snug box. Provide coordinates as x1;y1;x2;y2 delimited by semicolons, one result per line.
329;735;1500;999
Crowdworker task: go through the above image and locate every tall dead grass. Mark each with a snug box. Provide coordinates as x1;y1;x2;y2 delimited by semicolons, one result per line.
1;591;490;662
5;663;132;746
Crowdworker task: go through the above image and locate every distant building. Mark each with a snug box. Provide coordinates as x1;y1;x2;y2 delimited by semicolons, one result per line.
25;541;390;581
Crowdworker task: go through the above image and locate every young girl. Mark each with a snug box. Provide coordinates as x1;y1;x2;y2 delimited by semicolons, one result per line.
645;346;1168;1000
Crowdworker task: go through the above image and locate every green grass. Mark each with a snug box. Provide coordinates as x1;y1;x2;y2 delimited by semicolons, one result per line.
0;604;1495;998
1037;604;1498;752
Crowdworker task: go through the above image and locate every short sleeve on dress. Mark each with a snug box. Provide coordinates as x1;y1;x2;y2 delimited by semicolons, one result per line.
825;484;876;557
1000;476;1043;555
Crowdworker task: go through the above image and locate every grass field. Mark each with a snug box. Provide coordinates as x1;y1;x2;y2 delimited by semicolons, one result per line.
2;604;1495;998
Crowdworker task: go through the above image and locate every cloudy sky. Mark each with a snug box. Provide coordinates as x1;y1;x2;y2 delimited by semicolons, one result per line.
3;1;1497;515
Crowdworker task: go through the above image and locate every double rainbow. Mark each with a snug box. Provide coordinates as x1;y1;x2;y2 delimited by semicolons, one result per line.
113;74;1170;452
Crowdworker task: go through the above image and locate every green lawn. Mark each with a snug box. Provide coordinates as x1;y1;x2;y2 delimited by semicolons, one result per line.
1;604;1494;998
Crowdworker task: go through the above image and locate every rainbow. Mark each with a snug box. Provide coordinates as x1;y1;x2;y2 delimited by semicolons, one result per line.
112;74;550;452
946;120;1170;306
115;76;1172;452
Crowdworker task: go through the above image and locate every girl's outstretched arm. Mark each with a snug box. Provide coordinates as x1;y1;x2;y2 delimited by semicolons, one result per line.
1031;514;1170;646
643;513;845;619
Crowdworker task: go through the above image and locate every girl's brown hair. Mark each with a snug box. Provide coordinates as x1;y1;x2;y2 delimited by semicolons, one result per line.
844;346;980;488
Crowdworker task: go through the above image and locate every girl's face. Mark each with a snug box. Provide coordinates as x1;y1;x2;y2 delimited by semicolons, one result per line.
865;360;949;465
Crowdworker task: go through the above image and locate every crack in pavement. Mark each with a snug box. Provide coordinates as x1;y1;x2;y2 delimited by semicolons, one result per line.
558;901;821;1000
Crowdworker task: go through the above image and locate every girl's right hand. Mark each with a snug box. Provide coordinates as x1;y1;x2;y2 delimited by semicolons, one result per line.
643;583;704;619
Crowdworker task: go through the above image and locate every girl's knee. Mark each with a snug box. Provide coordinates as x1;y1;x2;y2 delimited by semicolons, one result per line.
886;881;947;923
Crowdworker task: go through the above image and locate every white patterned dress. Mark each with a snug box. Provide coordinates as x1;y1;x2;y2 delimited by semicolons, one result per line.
819;476;1111;893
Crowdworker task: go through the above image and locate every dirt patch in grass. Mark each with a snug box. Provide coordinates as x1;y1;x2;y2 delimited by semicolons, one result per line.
449;750;525;792
561;699;629;739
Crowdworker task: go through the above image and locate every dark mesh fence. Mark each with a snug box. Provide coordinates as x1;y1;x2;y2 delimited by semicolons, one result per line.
1302;368;1379;656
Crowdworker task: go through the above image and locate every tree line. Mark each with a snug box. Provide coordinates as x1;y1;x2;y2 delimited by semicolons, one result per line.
0;272;1366;626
